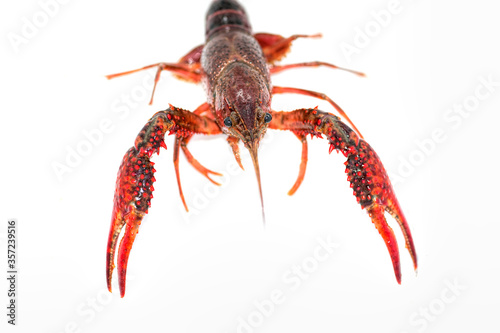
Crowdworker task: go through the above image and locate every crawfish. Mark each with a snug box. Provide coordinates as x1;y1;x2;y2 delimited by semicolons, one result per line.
106;0;417;297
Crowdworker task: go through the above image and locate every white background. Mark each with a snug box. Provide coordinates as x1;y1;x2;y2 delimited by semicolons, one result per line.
1;0;499;332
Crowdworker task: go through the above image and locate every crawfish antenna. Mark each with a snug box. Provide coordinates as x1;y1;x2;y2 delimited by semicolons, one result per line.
248;141;266;225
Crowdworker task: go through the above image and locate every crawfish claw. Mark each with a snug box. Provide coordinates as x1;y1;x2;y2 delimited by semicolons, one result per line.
106;109;171;296
269;109;417;281
337;124;418;282
106;147;156;297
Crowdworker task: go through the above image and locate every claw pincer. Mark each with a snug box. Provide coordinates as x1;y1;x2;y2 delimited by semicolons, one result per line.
320;114;417;281
106;112;171;297
269;109;417;282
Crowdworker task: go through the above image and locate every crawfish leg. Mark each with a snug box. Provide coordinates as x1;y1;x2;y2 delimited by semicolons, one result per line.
254;33;321;63
173;135;189;212
173;134;223;212
106;45;204;104
269;109;417;283
180;135;222;185
272;86;363;139
107;106;221;297
270;61;365;77
192;102;212;117
255;32;364;75
287;132;308;196
174;102;219;211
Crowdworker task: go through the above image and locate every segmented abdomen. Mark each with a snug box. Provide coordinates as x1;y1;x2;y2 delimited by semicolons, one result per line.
205;0;252;38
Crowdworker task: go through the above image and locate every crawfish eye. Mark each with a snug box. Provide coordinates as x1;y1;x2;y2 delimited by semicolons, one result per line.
224;117;233;127
264;112;272;123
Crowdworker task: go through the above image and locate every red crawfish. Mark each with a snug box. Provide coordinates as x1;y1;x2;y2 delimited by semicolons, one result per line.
106;0;417;297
